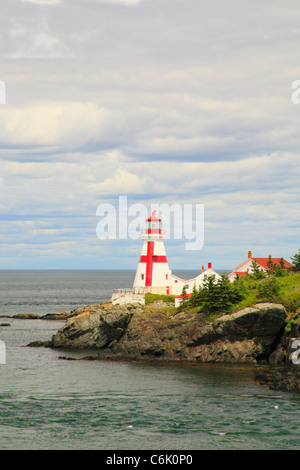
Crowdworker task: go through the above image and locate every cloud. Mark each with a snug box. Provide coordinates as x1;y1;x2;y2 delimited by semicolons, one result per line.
0;102;111;147
100;0;143;4
21;0;60;4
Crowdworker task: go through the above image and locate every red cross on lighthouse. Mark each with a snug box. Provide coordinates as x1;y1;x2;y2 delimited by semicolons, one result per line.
133;211;170;294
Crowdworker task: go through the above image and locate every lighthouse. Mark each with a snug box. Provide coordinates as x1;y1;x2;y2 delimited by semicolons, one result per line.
111;209;222;304
133;211;171;295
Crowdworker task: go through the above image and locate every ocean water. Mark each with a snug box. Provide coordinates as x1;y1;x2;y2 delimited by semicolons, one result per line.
0;270;299;451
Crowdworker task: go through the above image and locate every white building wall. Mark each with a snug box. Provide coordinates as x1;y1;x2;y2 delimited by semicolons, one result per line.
193;268;222;288
168;273;187;295
169;267;222;296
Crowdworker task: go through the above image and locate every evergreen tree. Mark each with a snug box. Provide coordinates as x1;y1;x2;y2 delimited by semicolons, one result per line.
191;274;246;314
189;284;199;307
290;249;300;272
274;259;285;277
250;259;266;280
267;254;274;275
232;276;247;302
279;257;285;270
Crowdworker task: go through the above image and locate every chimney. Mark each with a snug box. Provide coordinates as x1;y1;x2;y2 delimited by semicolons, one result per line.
208;262;212;269
202;265;204;273
248;251;252;259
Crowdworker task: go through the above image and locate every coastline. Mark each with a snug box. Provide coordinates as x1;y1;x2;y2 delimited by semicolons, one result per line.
20;299;300;392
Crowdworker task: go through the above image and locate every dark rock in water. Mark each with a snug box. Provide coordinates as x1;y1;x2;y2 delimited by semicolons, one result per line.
40;304;106;321
80;355;99;361
41;312;71;320
41;304;106;321
0;323;10;327
58;356;77;360
27;340;52;347
255;365;300;392
12;313;40;319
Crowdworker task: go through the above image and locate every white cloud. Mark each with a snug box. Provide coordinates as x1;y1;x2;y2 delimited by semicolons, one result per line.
0;102;111;146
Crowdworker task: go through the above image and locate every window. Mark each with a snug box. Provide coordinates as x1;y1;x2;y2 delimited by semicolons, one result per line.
141;274;144;280
166;274;168;280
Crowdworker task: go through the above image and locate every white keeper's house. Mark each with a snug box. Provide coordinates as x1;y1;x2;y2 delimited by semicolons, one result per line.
228;251;293;282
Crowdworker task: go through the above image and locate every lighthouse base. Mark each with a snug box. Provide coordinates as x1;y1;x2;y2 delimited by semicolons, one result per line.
111;290;145;305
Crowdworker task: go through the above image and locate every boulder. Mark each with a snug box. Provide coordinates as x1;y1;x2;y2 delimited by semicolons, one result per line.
41;312;71;320
51;303;140;349
41;304;105;321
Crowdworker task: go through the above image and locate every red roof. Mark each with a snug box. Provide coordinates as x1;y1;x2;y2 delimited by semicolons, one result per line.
146;210;161;222
251;258;292;270
233;272;247;277
175;293;192;298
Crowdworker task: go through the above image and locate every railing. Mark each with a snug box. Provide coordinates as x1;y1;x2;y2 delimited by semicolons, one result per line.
112;289;133;294
140;229;166;237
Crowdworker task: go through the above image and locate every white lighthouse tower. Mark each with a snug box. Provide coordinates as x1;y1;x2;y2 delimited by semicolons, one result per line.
133;211;171;295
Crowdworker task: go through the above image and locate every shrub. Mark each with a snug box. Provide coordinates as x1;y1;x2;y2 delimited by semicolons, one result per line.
257;276;281;300
250;259;267;280
290;249;300;272
189;274;246;314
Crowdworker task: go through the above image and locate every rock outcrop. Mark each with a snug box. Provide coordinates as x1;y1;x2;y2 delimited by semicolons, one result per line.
255;365;300;392
50;302;287;364
40;304;105;321
51;303;136;349
12;313;41;319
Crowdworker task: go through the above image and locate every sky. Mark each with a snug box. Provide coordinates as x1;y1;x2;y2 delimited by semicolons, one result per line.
0;0;300;271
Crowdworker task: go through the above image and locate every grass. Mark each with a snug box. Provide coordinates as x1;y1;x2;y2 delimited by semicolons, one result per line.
145;293;176;305
275;273;300;310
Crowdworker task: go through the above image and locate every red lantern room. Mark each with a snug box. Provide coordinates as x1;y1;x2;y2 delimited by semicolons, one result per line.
146;210;162;235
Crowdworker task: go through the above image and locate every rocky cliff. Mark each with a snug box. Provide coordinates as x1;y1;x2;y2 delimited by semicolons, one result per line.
50;301;288;364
